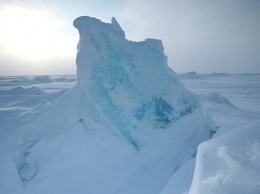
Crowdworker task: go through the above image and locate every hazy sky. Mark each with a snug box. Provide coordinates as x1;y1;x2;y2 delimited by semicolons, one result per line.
0;0;259;75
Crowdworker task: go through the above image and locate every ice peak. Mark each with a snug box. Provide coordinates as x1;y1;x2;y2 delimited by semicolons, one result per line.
73;16;125;39
73;16;101;32
111;17;125;38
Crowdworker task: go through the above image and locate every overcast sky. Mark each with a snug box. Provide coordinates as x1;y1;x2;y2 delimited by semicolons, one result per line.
0;0;259;75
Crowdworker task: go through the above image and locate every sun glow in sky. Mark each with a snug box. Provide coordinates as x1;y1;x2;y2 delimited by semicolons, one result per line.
0;4;77;75
0;6;76;60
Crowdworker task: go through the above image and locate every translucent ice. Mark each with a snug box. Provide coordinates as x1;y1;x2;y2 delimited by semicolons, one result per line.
73;16;208;147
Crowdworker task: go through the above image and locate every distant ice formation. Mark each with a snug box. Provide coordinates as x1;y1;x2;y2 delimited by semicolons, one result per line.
179;71;199;79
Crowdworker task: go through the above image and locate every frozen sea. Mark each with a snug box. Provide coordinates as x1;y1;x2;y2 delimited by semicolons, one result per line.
180;73;260;111
0;73;259;112
0;73;259;128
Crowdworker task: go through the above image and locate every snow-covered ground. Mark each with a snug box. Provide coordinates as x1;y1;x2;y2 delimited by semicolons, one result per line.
0;15;259;194
0;73;259;193
163;73;260;194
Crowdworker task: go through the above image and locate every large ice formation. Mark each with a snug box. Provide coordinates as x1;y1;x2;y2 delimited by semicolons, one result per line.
14;16;211;193
73;16;210;147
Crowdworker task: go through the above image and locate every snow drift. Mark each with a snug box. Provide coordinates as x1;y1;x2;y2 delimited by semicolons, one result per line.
190;120;260;194
6;16;211;193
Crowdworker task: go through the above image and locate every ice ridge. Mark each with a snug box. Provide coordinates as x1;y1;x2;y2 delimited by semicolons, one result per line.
73;16;205;145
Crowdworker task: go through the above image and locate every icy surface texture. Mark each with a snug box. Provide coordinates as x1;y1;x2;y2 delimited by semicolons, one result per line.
73;16;205;147
190;120;260;194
